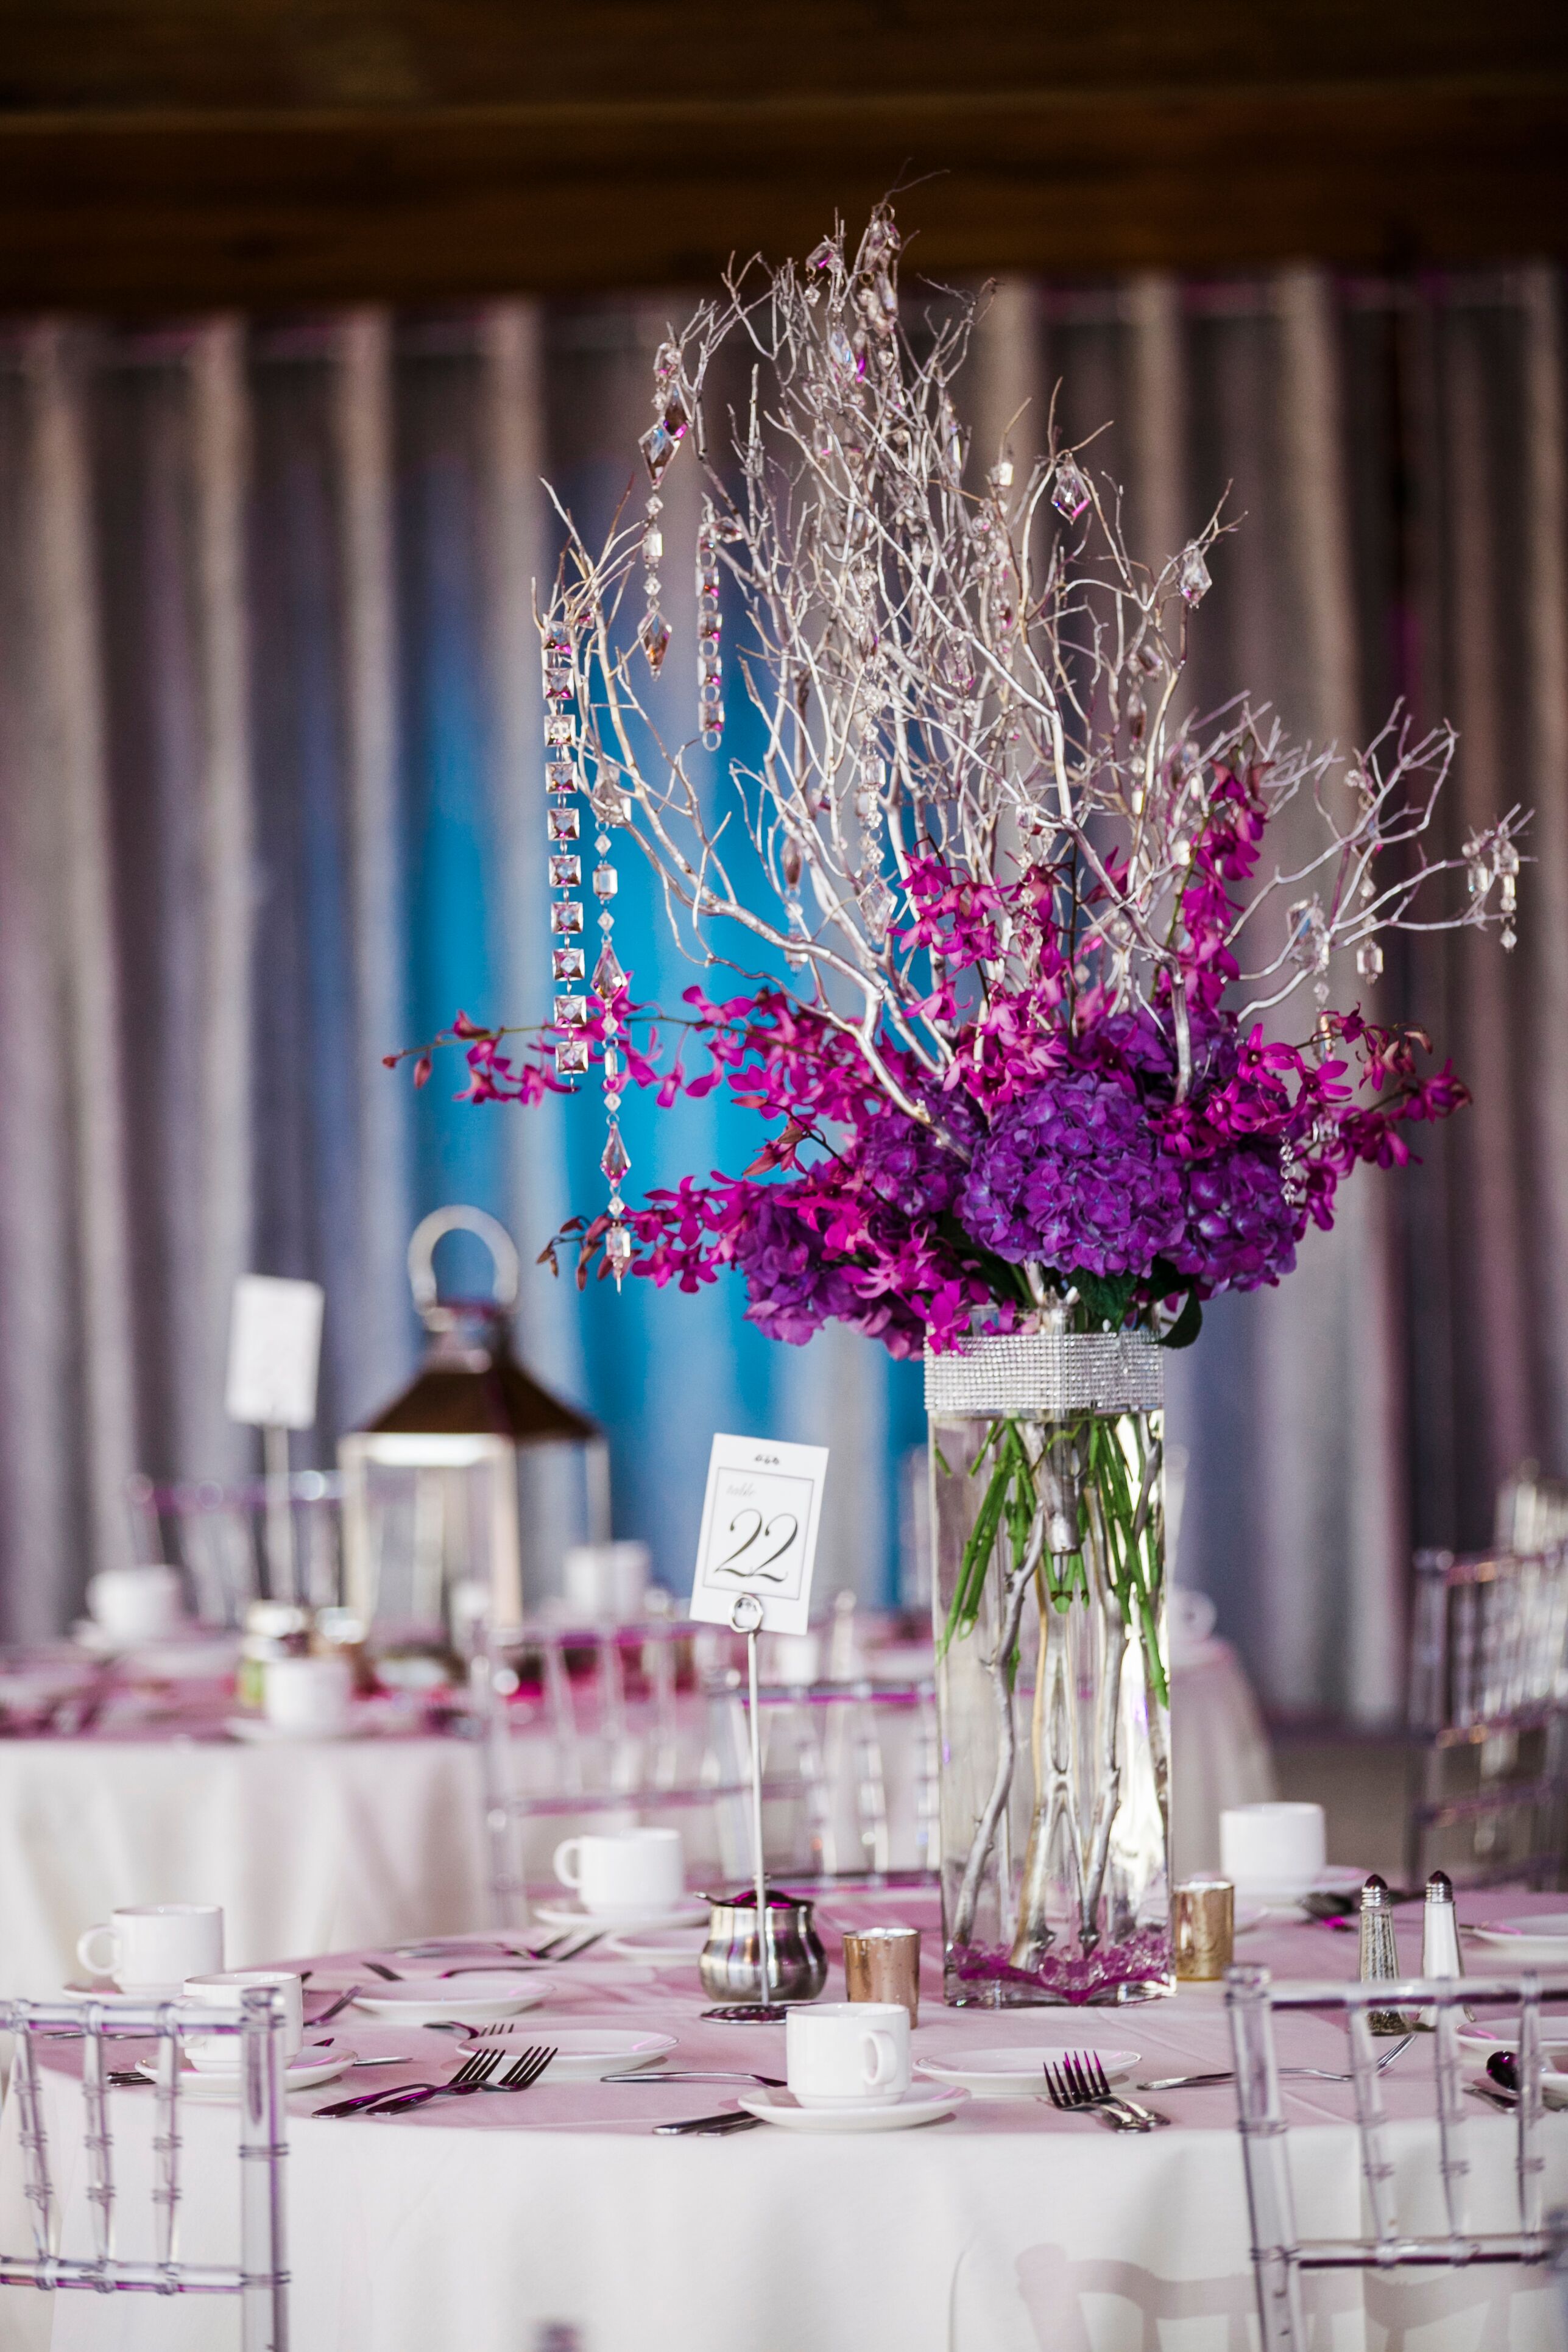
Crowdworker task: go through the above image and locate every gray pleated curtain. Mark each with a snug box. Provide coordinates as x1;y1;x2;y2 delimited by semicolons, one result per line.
0;269;1561;1724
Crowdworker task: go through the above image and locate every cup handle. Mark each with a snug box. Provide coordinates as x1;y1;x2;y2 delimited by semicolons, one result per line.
77;1924;118;1980
861;2030;898;2091
553;1838;584;1891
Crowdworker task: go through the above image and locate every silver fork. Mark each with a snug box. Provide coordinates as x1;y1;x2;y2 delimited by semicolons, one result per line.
1043;2053;1150;2131
368;2049;505;2115
315;2050;498;2119
484;2045;556;2093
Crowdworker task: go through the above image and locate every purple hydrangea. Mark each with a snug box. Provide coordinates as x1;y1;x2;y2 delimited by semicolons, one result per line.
856;1093;974;1220
1168;1143;1298;1292
956;1070;1186;1274
730;1192;927;1352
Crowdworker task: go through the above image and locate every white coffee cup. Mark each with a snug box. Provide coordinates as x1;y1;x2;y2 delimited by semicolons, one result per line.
552;1827;685;1920
786;2001;910;2108
263;1653;352;1736
87;1566;185;1644
1220;1801;1327;1896
183;1969;305;2063
563;1541;650;1623
76;1904;224;1993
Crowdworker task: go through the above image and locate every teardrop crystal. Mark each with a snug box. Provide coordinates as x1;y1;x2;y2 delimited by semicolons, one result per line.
638;608;671;674
1051;453;1091;520
1178;541;1212;604
601;1123;631;1186
592;941;626;998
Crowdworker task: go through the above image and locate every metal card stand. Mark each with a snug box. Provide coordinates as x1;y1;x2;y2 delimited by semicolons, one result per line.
262;1424;297;1603
730;1593;772;2003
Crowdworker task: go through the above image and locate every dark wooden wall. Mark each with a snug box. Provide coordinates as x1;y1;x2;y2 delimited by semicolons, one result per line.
0;2;1564;308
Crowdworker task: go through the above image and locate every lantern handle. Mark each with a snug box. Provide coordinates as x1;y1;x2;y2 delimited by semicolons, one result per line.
408;1204;521;1317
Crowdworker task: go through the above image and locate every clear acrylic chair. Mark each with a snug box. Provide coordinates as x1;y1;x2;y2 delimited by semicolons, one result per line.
1227;1963;1568;2352
126;1471;344;1625
0;1986;289;2348
475;1614;941;1928
1407;1545;1568;1887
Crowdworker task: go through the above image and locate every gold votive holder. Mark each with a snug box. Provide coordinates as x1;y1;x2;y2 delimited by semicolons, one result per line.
1173;1879;1234;1982
842;1925;920;2024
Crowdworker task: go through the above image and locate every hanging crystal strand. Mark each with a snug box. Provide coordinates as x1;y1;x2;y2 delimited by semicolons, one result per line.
543;629;588;1080
587;756;632;1284
696;498;724;750
637;339;685;676
1496;836;1520;952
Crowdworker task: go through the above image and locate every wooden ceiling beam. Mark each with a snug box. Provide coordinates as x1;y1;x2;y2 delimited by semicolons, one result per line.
0;20;1561;307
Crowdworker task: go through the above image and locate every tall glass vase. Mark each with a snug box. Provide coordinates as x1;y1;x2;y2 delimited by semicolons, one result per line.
927;1333;1171;2007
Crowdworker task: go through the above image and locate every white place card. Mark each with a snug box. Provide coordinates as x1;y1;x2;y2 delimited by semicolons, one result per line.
689;1433;828;1637
225;1276;325;1430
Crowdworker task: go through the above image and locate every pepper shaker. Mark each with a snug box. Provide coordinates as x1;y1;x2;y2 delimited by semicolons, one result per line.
1358;1873;1408;2035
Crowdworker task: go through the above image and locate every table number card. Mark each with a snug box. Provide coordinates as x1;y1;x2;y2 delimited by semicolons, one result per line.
225;1275;325;1431
689;1433;828;1637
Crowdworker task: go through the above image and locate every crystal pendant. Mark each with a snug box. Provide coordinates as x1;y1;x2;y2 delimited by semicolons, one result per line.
549;855;581;888
553;947;585;982
591;780;634;827
601;1123;630;1186
592;941;626;998
1051;453;1091;520
1502;922;1518;952
603;1047;620;1081
1356;940;1384;981
640;420;678;487
1178;542;1212;604
606;1222;633;1282
858;873;896;942
554;1037;589;1078
638;609;671;674
553;994;587;1027
642;525;663;564
548;806;580;841
545;715;575;746
593;864;618;899
550;900;584;934
546;762;576;791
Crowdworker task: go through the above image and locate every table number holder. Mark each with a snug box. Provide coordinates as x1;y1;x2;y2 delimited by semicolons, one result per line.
730;1590;772;2001
688;1432;829;2008
224;1274;326;1605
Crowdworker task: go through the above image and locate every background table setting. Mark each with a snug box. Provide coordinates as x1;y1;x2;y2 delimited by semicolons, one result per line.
5;1840;1568;2352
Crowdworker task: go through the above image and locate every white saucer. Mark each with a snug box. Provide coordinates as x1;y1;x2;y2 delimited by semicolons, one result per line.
137;2049;350;2097
737;2084;965;2133
454;2027;677;2078
915;2043;1139;2099
530;1899;710;1935
1466;1916;1568;1962
350;1974;546;2025
1458;2017;1568;2052
604;1926;708;1965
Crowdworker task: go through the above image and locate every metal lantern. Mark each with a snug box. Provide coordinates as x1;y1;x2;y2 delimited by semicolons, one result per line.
339;1205;605;1637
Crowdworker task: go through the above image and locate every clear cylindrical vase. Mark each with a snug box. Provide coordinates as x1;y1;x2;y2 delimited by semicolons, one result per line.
927;1333;1172;2007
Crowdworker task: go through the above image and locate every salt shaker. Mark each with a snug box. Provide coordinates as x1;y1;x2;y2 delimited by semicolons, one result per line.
1419;1868;1464;2027
1358;1873;1408;2035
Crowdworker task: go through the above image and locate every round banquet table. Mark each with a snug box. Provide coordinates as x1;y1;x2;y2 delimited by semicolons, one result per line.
0;1645;1270;1997
1;1888;1564;2352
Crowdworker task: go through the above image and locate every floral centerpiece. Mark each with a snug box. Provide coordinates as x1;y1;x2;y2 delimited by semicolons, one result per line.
401;207;1522;2002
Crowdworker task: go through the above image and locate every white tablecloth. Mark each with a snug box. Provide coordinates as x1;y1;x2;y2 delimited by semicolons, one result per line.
0;1645;1272;1997
1;1890;1563;2352
0;1732;487;1995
